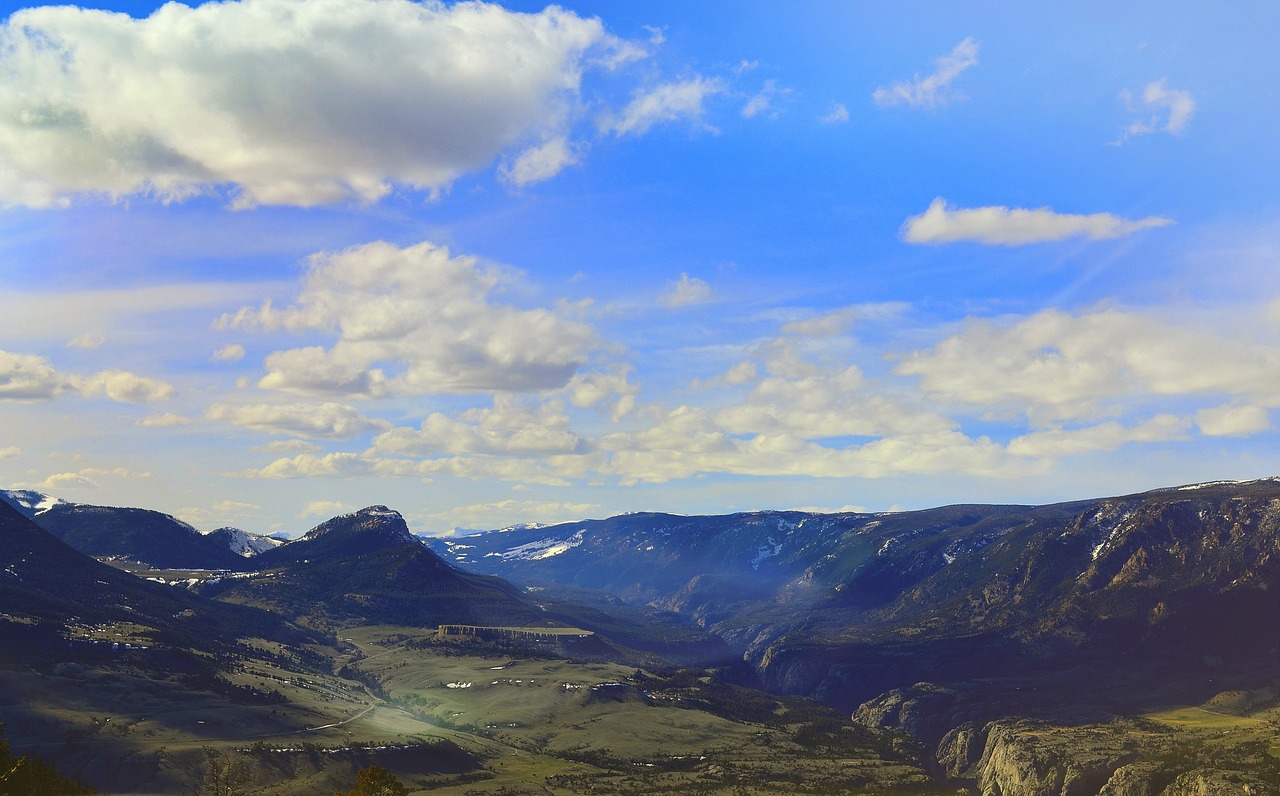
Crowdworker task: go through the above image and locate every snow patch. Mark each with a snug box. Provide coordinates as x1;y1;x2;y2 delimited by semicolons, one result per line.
751;536;783;569
488;529;586;561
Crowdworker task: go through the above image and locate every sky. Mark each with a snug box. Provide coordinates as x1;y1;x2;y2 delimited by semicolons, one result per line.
1;0;1279;537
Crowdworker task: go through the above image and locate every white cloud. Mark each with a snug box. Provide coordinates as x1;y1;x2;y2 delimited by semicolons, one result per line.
659;273;713;307
373;396;583;457
820;102;849;124
717;366;955;440
1196;404;1271;437
896;307;1280;423
220;240;598;397
35;472;100;491
0;0;630;208
0;349;174;403
253;439;322;455
0;446;20;460
136;412;192;428
566;369;639;421
206;401;390;439
642;25;666;46
67;332;105;350
500;136;581;187
741;79;791;120
902;198;1173;246
873;37;978;109
605;76;725;136
74;370;175;403
1007;415;1189;457
1116;79;1195;142
253;452;371;479
724;361;759;385
0;350;67;401
299;500;351;519
212;344;246;363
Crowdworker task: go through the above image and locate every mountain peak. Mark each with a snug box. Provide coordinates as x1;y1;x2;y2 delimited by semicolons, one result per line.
255;504;418;565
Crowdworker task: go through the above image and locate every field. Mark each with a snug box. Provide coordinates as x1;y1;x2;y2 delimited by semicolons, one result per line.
0;624;943;795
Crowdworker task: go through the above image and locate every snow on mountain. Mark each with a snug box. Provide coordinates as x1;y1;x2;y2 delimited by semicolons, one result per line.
0;489;70;518
482;529;586;562
205;526;283;557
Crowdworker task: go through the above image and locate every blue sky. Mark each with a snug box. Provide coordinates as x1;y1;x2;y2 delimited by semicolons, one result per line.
1;0;1278;535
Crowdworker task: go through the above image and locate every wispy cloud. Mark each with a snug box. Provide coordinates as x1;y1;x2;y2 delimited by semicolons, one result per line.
605;76;725;136
1115;79;1195;143
212;344;246;363
819;102;849;124
741;80;791;120
902;198;1173;246
873;37;978;109
659;273;713;307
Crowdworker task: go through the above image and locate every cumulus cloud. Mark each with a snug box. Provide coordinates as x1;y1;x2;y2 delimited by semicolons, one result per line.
136;412;192;428
605;76;725;136
1116;79;1195;142
212;344;246;363
73;370;175;403
0;0;631;208
902;198;1173;246
873;37;978;109
0;350;67;401
566;369;638;420
206;401;391;439
659;273;713;307
373;396;583;457
219;240;597;397
1007;415;1189;457
35;472;100;491
1196;404;1271;437
819;102;849;124
0;446;20;460
896;307;1280;423
253;452;372;479
0;349;174;403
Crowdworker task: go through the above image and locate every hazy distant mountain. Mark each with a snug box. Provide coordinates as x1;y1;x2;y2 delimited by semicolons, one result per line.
430;479;1280;710
205;526;283;557
0;488;69;518
205;506;550;628
31;503;252;571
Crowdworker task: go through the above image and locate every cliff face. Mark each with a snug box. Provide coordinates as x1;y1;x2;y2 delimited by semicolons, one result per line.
851;684;1279;796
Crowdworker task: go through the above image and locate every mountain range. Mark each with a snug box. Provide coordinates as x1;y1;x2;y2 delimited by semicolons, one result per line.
2;480;1277;794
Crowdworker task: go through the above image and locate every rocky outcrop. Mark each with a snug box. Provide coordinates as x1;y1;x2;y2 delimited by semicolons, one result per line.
1159;770;1271;796
851;682;962;747
974;721;1132;795
935;721;986;779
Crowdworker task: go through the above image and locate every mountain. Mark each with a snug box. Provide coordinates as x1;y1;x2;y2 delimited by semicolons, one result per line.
30;503;252;570
0;488;68;518
429;479;1280;706
0;497;311;655
206;526;283;557
204;506;552;628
